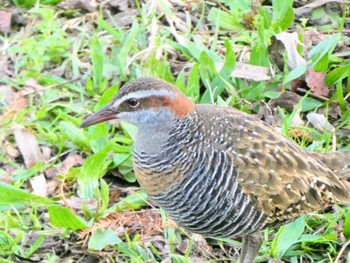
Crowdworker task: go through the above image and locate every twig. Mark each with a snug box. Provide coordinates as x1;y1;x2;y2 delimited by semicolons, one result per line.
335;239;350;263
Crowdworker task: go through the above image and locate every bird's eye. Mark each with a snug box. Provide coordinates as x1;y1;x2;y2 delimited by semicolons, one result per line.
127;98;139;107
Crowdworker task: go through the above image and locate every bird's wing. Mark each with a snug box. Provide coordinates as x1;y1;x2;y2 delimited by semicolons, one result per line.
198;104;350;224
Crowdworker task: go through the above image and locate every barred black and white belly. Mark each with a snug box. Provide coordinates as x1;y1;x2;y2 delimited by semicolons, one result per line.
151;152;268;237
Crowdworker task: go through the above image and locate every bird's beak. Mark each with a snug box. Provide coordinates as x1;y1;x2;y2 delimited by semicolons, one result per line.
80;105;118;128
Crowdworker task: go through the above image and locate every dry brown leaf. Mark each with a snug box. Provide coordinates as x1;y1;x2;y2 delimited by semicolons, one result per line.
305;68;328;97
317;102;342;120
294;0;348;17
232;62;271;81
30;175;48;197
0;85;16;105
306;112;335;133
303;28;328;47
111;9;138;27
0;164;13;184
215;62;271;81
0;86;29;122
4;142;19;158
0;10;12;33
269;32;306;71
291;107;304;127
78;210;165;246
22;78;44;95
60;196;98;210
268;91;302;112
13;123;45;169
306;111;336;150
0;55;9;79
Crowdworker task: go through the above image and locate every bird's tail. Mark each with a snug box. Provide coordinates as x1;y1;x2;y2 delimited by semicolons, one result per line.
311;151;350;180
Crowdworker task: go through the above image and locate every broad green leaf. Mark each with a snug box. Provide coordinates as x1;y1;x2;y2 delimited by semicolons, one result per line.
48;205;88;230
89;229;122;250
187;63;200;101
78;144;113;199
0;182;52;211
117;21;139;79
250;45;269;67
121;121;137;141
283;63;308;86
308;35;339;71
258;6;272;29
313;54;329;72
24;235;45;257
298;234;322;242
97;15;123;39
0;257;16;263
326;64;350;86
112;153;131;167
175;70;186;94
59;121;89;150
88;123;109;153
301;97;322;112
270;216;305;258
143;53;174;82
200;40;236;103
109;190;148;212
90;35;104;91
271;0;294;32
208;8;244;31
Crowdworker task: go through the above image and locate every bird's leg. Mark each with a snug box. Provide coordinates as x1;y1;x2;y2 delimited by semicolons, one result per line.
240;233;263;263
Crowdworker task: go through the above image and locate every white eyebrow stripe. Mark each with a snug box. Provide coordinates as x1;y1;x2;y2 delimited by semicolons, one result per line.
112;89;176;107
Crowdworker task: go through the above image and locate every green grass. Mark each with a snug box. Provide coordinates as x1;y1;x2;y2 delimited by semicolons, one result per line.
1;0;350;262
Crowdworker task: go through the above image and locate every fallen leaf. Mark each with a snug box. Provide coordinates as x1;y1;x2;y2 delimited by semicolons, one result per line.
294;0;346;17
306;112;335;133
60;154;84;174
269;91;302;112
0;85;16;105
110;9;139;27
269;32;306;71
78;209;164;245
232;62;271;81
23;78;44;95
216;62;271;81
306;111;336;150
60;196;98;210
0;10;12;33
30;174;47;197
4;142;19;158
13;123;45;169
303;28;328;47
0;86;29;121
305;68;328;97
0;164;13;184
0;55;9;78
317;102;342;121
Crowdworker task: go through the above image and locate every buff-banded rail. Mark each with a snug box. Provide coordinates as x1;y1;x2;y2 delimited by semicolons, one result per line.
80;76;350;263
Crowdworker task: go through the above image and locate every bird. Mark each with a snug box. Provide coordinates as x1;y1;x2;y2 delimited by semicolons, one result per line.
80;76;350;263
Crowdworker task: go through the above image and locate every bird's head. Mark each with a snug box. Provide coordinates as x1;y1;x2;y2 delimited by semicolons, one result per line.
80;77;195;129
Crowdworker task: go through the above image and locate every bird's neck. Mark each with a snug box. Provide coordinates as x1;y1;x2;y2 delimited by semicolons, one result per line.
135;125;173;154
133;108;177;154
